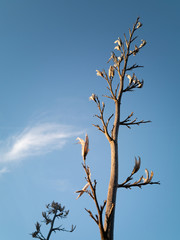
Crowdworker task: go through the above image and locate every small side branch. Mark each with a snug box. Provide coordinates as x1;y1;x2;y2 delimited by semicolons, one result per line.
76;163;107;236
106;114;114;128
128;39;147;57
96;69;117;101
117;157;160;190
92;124;104;133
123;74;144;92
75;136;107;237
118;180;160;189
126;64;144;71
120;112;151;129
85;208;99;225
89;94;113;141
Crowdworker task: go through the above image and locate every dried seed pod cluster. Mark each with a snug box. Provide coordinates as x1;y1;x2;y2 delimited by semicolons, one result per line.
118;157;160;189
76;134;89;162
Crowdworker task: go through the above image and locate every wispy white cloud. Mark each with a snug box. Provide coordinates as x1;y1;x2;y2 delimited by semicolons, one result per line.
0;123;81;162
0;167;10;176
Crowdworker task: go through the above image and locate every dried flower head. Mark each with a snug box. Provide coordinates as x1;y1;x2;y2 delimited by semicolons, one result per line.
114;45;120;51
126;74;133;85
76;134;89;162
114;37;122;47
139;39;147;48
96;70;104;77
89;93;97;102
108;66;115;79
76;182;90;199
136;22;142;29
132;157;141;175
137;79;144;88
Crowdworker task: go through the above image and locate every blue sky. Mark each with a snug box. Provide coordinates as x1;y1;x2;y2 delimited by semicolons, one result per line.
0;0;179;239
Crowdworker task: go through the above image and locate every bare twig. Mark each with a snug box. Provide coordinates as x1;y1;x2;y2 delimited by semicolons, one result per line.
126;64;144;71
92;124;104;133
106;114;114;128
120;112;151;128
90;94;112;141
118;180;160;189
85;208;99;225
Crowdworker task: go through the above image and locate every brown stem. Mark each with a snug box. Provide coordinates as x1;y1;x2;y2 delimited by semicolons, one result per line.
104;140;118;240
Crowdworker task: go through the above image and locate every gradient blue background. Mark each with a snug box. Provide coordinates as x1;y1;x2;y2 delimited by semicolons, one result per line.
0;0;179;239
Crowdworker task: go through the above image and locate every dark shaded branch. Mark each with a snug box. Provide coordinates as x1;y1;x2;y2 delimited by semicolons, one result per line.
126;64;144;71
92;124;104;133
120;112;151;129
85;208;99;225
91;95;112;141
52;225;76;233
46;213;56;240
120;119;151;128
117;181;160;189
130;35;138;43
31;202;75;240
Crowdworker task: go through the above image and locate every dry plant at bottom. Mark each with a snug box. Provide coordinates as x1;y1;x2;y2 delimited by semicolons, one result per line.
31;201;75;240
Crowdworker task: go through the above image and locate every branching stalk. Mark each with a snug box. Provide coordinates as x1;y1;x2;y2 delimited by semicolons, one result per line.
77;17;160;240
